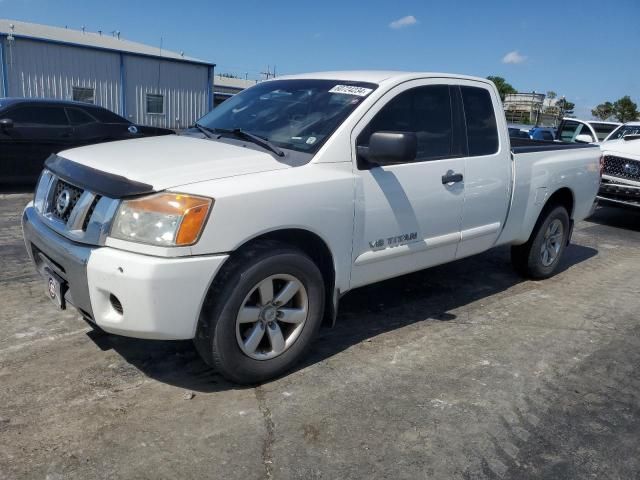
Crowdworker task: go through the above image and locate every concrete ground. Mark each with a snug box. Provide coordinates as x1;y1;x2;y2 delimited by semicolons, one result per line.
1;191;639;480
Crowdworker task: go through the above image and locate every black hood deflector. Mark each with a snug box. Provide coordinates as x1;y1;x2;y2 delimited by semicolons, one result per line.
45;155;155;198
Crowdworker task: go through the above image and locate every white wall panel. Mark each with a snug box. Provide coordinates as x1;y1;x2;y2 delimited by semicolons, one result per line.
123;55;208;129
4;38;122;114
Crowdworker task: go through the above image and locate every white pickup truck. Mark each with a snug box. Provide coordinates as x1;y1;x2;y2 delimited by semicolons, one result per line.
22;71;601;383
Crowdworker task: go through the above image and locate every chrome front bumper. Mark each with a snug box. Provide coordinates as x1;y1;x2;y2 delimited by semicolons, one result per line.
597;177;640;208
22;203;96;319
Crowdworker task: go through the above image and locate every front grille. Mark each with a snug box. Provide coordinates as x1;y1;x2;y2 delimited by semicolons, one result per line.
50;179;84;223
603;155;640;182
82;195;102;231
35;169;119;246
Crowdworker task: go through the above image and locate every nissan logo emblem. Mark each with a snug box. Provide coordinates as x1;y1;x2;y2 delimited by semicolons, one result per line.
56;189;72;215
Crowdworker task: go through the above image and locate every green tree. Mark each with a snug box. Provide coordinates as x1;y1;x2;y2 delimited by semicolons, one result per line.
612;96;639;122
556;98;575;118
487;76;517;101
546;91;557;100
591;102;614;120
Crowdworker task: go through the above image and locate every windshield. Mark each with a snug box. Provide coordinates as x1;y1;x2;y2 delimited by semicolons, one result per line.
606;124;640;141
589;122;619;141
197;79;377;153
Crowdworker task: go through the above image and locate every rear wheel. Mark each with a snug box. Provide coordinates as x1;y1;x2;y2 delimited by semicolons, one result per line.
511;206;570;279
194;242;325;384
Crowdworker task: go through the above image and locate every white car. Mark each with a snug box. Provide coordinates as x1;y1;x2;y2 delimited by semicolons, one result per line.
557;118;621;144
598;125;640;208
22;71;601;383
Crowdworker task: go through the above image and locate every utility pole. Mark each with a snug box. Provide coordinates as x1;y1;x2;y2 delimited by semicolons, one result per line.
261;66;272;80
261;65;277;80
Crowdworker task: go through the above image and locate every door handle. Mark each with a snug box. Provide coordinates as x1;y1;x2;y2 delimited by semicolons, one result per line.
441;171;463;184
60;133;72;138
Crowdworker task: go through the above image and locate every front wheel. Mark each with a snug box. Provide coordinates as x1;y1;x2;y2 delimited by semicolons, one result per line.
195;242;325;384
511;206;570;279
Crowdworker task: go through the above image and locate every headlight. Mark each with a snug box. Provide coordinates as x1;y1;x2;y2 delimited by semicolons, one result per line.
110;192;213;246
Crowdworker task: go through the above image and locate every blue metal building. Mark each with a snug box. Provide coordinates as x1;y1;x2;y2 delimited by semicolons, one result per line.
0;19;215;129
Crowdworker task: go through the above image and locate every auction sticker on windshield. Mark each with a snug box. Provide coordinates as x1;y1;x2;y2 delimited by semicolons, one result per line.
329;85;373;97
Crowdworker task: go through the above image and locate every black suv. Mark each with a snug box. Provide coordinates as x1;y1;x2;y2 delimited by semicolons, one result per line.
0;98;174;183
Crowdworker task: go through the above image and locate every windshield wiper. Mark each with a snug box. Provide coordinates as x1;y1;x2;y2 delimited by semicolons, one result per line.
193;123;216;139
213;127;284;157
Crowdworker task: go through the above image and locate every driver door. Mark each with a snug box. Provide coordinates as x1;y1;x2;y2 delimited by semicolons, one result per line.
350;81;467;288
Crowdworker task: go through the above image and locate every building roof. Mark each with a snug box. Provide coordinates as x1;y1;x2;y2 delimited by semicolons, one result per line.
0;19;214;66
214;75;258;90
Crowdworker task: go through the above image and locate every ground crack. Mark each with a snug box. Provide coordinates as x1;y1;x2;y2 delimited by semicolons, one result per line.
255;386;275;480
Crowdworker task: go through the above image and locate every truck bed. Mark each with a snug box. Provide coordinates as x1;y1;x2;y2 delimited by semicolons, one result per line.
510;137;599;154
496;137;601;247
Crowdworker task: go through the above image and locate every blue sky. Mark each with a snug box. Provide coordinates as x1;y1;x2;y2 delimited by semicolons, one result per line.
2;0;639;118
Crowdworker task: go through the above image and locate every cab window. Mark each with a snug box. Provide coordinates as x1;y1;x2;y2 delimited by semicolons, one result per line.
558;121;580;142
357;84;454;163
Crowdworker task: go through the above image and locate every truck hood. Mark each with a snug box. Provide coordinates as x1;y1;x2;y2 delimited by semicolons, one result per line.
601;138;640;161
58;134;293;191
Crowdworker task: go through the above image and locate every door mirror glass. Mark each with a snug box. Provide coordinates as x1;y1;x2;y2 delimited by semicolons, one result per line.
574;134;593;143
0;118;14;129
359;131;417;165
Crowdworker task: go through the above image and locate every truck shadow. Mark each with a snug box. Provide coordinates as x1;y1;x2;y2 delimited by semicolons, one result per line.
95;243;597;392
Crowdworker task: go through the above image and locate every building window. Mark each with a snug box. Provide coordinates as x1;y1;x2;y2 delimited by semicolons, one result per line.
72;87;95;104
146;94;164;114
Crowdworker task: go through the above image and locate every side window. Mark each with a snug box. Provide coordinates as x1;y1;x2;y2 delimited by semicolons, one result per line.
558;121;579;142
357;85;454;163
87;107;129;124
460;86;499;156
66;108;96;125
8;106;69;126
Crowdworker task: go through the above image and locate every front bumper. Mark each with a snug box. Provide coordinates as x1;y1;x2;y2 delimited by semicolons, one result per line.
22;203;229;339
597;177;640;208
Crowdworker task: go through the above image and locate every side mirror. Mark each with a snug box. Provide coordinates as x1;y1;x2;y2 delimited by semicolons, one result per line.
359;131;417;165
575;133;593;143
0;118;14;129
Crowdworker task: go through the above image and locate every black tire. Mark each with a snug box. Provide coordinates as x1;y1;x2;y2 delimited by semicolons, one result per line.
194;241;325;384
511;205;570;279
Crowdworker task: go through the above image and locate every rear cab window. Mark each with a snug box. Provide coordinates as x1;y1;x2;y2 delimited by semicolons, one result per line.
460;86;499;156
